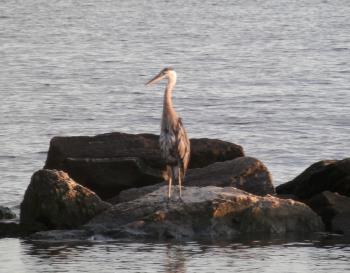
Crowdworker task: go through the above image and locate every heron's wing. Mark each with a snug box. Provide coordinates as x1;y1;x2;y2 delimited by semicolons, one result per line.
175;118;191;170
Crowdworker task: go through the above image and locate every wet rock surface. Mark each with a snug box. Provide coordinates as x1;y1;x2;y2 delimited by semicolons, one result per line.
20;169;111;232
44;132;244;199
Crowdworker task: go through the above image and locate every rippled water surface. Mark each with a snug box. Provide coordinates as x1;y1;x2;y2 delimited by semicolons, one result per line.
0;238;349;273
1;0;350;271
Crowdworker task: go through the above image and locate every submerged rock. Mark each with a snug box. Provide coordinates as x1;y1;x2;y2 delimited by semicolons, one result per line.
44;132;244;199
0;206;16;220
0;221;23;237
87;186;323;240
30;229;93;241
307;191;350;235
112;157;274;204
20;169;111;232
276;159;350;199
0;206;22;237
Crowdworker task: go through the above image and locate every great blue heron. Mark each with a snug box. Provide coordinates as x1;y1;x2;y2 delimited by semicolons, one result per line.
146;67;190;199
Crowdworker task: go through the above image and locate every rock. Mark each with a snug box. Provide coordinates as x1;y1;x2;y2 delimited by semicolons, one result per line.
276;159;350;200
276;159;350;235
0;206;22;238
0;221;23;237
333;213;350;237
110;157;274;204
186;157;274;195
30;229;93;241
108;184;162;204
189;138;244;168
0;206;16;219
44;132;244;199
87;186;323;240
20;169;111;232
307;191;350;235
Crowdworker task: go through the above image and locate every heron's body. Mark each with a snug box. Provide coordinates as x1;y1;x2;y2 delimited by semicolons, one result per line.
147;68;190;199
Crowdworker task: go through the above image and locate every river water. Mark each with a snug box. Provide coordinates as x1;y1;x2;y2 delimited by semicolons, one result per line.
1;0;350;272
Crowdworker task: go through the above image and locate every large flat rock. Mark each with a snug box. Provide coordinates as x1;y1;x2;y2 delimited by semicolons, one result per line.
86;186;323;240
44;132;244;199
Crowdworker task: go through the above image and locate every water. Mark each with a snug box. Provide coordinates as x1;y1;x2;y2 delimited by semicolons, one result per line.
1;0;350;271
0;238;349;273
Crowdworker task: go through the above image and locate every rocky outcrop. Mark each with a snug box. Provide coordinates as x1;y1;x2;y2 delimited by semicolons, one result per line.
112;157;274;204
0;206;16;220
86;186;323;240
20;169;111;232
307;191;350;235
276;158;350;235
44;132;244;199
276;159;350;199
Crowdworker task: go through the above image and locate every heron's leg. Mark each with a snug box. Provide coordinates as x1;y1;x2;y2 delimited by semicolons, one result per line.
178;168;182;198
167;166;172;200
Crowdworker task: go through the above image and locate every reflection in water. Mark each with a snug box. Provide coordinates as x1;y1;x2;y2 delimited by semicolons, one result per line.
0;237;344;273
21;240;94;258
165;244;186;273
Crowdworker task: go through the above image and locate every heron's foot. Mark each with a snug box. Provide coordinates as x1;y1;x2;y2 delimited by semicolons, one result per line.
165;198;170;208
177;196;184;203
164;195;174;206
164;195;170;202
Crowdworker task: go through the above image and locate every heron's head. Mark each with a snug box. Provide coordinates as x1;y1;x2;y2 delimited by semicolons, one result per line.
146;67;176;86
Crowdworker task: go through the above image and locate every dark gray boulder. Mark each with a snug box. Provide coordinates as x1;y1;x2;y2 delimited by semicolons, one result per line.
0;206;21;237
0;221;23;237
307;191;350;235
110;157;274;204
333;213;350;237
20;169;111;232
186;157;274;195
44;132;244;199
276;159;350;200
0;206;16;220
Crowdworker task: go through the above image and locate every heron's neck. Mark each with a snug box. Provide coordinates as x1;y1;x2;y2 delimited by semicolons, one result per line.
163;76;177;115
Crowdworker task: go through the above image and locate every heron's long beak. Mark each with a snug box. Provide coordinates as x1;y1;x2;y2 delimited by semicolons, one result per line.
146;72;166;86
